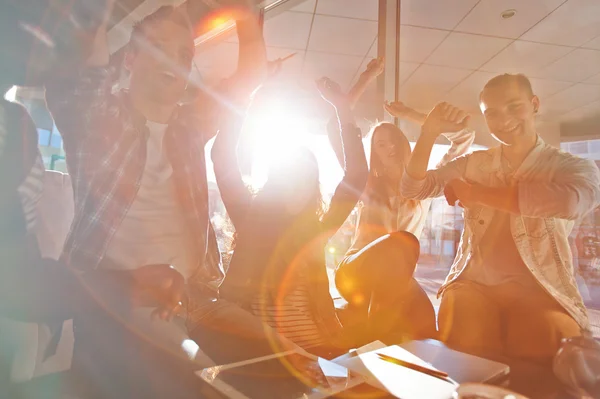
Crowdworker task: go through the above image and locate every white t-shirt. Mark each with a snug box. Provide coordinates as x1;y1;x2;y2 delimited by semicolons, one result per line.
347;194;432;256
104;120;200;279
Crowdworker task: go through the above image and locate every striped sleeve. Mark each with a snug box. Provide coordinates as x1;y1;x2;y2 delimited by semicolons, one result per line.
17;152;45;233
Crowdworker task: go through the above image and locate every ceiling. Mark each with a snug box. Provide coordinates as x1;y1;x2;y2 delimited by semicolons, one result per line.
108;0;600;145
194;0;600;145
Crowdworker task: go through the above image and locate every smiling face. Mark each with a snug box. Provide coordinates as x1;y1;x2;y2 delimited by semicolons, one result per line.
371;123;410;179
480;77;540;147
125;13;194;106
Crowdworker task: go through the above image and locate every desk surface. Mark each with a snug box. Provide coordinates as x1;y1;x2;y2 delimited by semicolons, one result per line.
12;340;573;399
334;339;573;399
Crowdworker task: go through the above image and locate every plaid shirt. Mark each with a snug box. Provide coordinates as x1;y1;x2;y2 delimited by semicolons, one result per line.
45;68;224;324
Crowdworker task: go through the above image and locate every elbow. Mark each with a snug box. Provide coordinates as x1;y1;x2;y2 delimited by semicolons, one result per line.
400;177;428;200
340;165;368;202
347;160;369;193
545;190;596;221
564;190;600;220
561;195;585;220
400;189;425;201
356;163;369;192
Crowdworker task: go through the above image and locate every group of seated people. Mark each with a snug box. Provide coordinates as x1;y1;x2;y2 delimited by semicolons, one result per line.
2;1;600;397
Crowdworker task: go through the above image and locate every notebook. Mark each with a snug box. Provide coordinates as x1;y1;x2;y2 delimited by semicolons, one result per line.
334;340;510;399
400;340;510;385
335;343;458;399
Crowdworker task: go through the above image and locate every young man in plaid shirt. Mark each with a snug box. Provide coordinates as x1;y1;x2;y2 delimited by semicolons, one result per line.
45;2;296;394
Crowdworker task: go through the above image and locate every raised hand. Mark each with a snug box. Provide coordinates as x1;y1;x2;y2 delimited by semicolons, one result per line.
385;101;428;125
316;77;349;109
385;101;415;119
361;57;385;80
422;102;470;138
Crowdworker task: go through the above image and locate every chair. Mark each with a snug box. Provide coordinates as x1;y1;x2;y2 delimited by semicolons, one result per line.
0;170;74;383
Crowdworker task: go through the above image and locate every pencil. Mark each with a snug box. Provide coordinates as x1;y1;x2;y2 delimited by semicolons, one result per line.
376;353;450;380
280;52;297;62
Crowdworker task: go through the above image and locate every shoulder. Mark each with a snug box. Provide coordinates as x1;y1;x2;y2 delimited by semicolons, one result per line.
467;147;497;160
444;146;496;166
542;144;597;169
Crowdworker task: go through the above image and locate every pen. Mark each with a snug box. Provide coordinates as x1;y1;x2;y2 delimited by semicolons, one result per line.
376;353;450;381
280;52;297;62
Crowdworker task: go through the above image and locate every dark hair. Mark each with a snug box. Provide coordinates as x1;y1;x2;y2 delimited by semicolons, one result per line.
480;73;534;103
365;122;412;208
127;6;193;53
258;147;325;221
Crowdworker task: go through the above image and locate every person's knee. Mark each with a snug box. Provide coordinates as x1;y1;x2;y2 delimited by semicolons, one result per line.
370;232;420;280
335;266;369;306
506;309;580;361
437;290;463;342
383;231;420;264
438;285;502;354
401;281;437;339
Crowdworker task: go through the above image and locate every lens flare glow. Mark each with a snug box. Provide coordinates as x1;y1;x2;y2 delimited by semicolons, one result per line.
210;16;229;30
243;100;311;189
4;86;17;102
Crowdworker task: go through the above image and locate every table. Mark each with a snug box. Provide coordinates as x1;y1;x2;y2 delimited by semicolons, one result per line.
332;339;574;399
11;340;575;399
424;340;572;399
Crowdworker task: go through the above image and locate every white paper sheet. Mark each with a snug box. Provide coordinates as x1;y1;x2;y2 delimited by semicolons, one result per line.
336;344;457;399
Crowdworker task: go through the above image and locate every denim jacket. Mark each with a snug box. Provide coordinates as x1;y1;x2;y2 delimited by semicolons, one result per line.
402;137;600;329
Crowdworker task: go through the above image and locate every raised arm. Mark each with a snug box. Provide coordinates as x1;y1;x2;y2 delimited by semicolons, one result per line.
317;78;368;235
385;101;475;167
518;155;600;220
211;109;253;229
445;152;600;220
196;7;268;143
402;102;470;200
327;58;384;169
224;7;268;103
348;58;384;109
44;0;116;143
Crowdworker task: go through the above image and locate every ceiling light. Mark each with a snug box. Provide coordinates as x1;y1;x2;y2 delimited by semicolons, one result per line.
501;9;517;19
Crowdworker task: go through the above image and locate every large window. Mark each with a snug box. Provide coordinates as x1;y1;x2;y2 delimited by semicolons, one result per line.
561;140;600;297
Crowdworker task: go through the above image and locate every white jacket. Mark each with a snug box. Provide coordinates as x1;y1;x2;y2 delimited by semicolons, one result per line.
402;137;600;329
